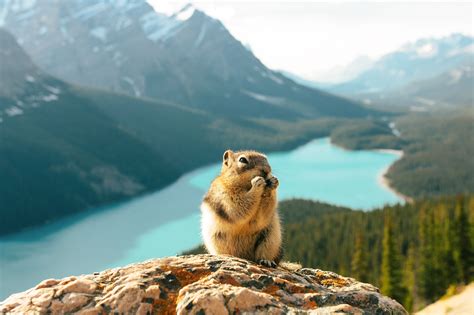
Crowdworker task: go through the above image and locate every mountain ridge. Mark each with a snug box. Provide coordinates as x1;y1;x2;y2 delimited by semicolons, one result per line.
326;33;473;96
0;0;373;120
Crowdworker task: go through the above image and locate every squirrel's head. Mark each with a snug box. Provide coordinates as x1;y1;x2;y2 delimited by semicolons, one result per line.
221;149;272;188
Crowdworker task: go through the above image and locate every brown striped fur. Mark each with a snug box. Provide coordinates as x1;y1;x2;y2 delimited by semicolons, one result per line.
200;150;282;266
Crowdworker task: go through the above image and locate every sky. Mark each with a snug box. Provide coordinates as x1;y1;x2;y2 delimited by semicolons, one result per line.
147;1;473;82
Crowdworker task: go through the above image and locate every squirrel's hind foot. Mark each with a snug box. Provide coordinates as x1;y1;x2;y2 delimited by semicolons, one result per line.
258;259;277;268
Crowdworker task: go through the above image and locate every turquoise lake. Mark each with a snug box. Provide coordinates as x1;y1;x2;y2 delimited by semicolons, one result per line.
0;138;403;299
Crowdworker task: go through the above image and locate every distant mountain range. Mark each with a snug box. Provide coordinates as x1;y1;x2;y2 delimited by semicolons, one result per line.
329;34;473;96
362;62;473;111
0;0;370;119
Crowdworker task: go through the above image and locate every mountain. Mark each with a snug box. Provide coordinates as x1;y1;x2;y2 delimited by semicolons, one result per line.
0;28;191;234
0;0;372;119
330;34;473;95
362;62;473;111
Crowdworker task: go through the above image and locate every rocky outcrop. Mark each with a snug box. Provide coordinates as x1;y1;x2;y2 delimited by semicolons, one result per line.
0;254;407;314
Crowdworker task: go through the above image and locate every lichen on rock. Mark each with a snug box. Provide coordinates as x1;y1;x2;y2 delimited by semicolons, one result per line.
0;254;407;314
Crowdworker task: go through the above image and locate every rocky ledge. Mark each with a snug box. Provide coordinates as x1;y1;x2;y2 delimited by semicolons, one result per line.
0;254;406;314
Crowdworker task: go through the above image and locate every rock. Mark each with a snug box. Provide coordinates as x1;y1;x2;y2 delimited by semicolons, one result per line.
0;254;407;314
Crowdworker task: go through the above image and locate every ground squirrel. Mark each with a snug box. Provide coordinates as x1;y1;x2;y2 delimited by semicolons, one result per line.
200;149;282;267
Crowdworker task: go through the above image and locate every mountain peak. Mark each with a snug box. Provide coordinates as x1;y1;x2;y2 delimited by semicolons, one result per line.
172;3;196;21
0;28;38;97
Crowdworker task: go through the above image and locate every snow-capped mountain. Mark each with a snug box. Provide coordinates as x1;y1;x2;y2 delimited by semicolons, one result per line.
0;0;194;98
330;34;473;95
0;0;372;119
363;62;473;111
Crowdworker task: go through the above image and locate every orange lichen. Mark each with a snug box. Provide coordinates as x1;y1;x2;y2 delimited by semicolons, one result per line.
320;278;350;288
303;299;318;309
262;284;282;296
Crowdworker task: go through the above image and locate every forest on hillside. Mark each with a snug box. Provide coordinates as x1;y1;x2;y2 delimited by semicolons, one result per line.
330;109;474;199
283;196;474;312
185;195;474;312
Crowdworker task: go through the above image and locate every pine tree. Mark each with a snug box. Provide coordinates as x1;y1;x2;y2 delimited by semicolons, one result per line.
418;203;436;302
403;245;417;312
453;196;473;283
380;213;407;303
444;201;460;284
351;231;369;282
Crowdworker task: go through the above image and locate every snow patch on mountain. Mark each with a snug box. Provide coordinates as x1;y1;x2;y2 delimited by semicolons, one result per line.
111;0;143;12
25;75;35;82
194;22;207;48
259;70;284;85
73;2;108;21
449;69;463;84
115;16;132;31
0;0;10;27
242;90;286;106
416;43;438;58
90;27;108;42
15;7;36;22
113;51;127;66
388;122;401;137
415;97;436;107
140;4;198;42
42;94;58;102
5;106;23;116
448;43;474;56
174;4;195;21
268;73;284;85
140;11;181;41
122;76;140;97
448;64;473;84
45;85;61;95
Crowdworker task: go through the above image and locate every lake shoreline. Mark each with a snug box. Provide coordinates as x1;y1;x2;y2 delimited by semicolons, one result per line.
375;150;413;203
329;139;412;203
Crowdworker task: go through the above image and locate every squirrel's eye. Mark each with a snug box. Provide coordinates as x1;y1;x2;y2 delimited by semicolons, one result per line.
239;157;248;164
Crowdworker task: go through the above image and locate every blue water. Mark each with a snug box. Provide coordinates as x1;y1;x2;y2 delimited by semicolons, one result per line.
189;138;401;209
0;138;403;299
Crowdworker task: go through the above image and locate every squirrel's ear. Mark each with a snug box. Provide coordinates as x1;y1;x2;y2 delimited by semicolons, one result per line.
223;150;233;166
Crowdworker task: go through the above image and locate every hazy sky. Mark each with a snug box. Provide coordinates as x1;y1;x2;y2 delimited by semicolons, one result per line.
148;1;473;82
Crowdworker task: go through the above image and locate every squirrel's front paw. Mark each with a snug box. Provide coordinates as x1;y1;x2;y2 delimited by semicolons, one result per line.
251;176;265;189
266;176;279;189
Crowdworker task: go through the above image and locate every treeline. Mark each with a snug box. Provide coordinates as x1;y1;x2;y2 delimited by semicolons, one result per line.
280;196;474;311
